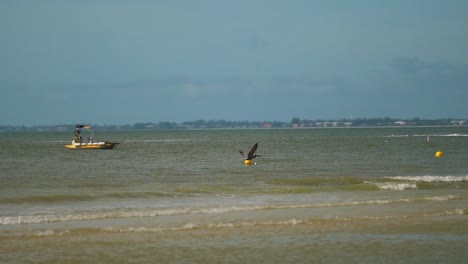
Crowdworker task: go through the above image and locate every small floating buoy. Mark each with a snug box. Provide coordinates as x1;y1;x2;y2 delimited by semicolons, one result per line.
435;151;444;158
244;159;253;166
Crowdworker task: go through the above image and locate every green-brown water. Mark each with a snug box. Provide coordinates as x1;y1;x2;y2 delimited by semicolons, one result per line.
1;128;467;263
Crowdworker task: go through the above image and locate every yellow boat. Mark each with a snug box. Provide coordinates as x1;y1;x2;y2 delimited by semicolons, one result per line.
65;141;119;150
64;125;119;150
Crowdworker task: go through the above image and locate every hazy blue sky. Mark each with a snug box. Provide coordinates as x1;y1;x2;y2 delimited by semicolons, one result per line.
2;0;468;125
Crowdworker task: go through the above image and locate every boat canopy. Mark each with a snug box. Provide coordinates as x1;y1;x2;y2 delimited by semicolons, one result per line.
75;125;93;129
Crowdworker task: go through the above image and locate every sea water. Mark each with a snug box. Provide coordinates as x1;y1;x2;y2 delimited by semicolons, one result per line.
0;127;467;263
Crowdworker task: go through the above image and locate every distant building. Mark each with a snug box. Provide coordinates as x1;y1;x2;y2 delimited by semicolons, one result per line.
394;121;406;126
450;120;466;126
263;123;272;128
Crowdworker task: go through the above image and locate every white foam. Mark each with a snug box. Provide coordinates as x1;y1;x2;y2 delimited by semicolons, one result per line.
123;139;204;143
453;208;467;215
375;182;417;191
21;208;467;237
1;194;461;225
35;229;55;236
33;229;70;237
420;195;459;201
104;219;306;234
438;133;468;137
388;175;468;182
385;135;409;138
425;208;467;217
385;133;468;138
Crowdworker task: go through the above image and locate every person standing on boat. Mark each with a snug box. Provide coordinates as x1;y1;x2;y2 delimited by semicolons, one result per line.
74;127;83;143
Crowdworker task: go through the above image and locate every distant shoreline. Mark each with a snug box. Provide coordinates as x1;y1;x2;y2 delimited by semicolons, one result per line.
1;117;467;132
1;125;467;133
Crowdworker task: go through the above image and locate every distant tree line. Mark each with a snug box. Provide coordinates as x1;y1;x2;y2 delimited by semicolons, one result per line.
0;117;466;132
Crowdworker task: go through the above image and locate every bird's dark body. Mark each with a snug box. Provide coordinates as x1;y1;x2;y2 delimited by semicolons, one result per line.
239;143;260;160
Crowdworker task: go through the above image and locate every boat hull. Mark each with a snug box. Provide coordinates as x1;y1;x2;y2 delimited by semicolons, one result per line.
65;142;119;150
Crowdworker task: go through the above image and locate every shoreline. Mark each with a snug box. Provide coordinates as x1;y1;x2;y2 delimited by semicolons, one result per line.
1;125;467;133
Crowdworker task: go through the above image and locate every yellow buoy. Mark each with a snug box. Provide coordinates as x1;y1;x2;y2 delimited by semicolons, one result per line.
435;151;444;158
244;159;253;166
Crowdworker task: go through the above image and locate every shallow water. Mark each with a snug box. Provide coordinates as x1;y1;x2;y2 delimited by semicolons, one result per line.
1;127;467;263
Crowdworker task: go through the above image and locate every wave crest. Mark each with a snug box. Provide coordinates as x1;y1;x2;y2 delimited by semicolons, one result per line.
387;175;468;182
1;194;461;225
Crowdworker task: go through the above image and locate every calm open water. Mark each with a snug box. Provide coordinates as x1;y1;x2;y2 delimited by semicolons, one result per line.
1;127;467;263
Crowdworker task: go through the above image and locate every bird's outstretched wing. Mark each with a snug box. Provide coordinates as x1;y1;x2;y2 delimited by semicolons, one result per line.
247;143;258;160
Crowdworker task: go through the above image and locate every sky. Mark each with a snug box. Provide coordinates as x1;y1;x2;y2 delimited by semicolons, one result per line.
2;0;468;126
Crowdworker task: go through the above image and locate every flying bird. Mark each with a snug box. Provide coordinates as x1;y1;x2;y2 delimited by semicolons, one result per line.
239;143;260;160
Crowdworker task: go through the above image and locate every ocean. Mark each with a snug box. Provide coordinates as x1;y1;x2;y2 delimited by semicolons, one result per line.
1;127;467;263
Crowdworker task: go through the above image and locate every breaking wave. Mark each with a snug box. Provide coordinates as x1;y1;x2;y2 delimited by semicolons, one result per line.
385;134;468;138
1;194;461;225
387;175;468;182
123;139;206;143
19;207;467;237
374;182;417;191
